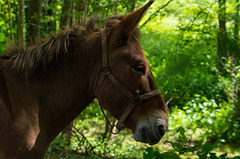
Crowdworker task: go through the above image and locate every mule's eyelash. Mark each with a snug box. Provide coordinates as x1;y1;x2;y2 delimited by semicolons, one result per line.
132;65;146;74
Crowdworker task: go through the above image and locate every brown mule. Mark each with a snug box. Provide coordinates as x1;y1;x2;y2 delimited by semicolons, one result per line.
0;1;168;158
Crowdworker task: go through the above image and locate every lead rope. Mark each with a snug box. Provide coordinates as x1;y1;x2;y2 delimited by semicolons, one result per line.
99;104;121;134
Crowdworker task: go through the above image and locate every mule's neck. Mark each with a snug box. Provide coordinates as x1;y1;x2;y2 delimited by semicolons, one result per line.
29;31;102;143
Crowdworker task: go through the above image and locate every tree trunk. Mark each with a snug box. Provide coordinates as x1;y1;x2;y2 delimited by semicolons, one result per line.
74;0;85;19
114;0;118;15
69;0;74;25
60;0;73;27
17;0;25;46
43;0;57;33
27;0;42;44
128;0;136;13
131;0;136;12
83;0;88;17
106;0;111;17
234;0;239;41
2;2;9;39
217;0;227;66
7;0;14;42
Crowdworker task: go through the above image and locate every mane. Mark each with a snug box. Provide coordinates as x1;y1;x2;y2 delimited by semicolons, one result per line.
5;15;141;77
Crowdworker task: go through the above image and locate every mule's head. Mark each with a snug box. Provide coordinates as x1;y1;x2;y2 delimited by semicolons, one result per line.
96;0;168;145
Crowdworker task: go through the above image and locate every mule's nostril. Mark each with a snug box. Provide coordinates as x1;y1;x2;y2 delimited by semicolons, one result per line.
158;125;166;137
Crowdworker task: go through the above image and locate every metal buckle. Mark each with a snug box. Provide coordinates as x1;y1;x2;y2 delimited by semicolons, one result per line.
101;65;111;75
111;124;126;134
131;94;141;105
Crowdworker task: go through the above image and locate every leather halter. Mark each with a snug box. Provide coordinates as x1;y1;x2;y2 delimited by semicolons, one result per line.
95;29;161;133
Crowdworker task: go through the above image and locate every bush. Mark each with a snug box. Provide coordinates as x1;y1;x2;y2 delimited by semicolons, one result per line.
169;96;240;144
143;127;240;159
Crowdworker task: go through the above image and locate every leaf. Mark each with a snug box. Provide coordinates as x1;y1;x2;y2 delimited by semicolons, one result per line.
210;153;218;159
144;147;155;159
166;141;184;153
161;152;180;159
219;153;228;158
197;142;214;159
203;142;214;154
178;127;188;143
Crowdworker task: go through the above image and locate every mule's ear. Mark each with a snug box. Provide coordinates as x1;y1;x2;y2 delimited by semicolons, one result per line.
112;0;154;37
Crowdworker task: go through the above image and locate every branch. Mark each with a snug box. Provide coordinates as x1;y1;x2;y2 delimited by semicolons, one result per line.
73;127;95;154
176;2;216;50
166;97;173;107
140;0;173;29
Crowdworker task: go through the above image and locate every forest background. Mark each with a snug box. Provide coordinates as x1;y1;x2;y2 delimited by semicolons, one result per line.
0;0;240;158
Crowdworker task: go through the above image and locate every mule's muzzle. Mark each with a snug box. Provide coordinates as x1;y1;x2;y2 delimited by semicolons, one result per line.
133;117;168;145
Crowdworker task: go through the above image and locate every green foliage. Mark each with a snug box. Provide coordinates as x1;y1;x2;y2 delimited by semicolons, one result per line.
169;95;240;144
144;127;240;159
144;147;180;159
1;0;240;158
46;103;146;159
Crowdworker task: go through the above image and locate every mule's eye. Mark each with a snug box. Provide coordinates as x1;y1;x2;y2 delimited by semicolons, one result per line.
132;65;146;74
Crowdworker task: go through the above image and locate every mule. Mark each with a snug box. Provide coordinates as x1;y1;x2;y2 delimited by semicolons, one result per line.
0;0;168;158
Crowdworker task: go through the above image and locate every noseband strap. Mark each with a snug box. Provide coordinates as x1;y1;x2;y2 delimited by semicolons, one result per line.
95;29;160;133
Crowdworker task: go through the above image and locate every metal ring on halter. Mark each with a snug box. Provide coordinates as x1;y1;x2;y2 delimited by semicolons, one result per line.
101;65;111;75
131;94;141;105
111;124;126;134
110;125;121;134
